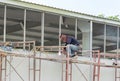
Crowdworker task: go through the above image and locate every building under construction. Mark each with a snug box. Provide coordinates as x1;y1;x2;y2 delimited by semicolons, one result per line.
0;0;120;81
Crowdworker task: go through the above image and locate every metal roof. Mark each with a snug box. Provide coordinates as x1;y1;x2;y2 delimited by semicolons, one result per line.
0;0;120;26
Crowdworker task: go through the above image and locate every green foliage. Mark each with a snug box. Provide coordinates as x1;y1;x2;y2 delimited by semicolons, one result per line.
98;14;105;18
98;14;120;21
107;15;119;21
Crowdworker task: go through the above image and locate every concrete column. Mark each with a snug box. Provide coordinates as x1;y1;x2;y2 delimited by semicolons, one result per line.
78;20;93;81
78;20;91;50
82;32;90;50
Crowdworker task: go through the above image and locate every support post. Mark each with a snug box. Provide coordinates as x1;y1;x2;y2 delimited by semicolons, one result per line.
115;66;117;81
89;20;93;81
9;56;12;81
75;18;77;39
41;12;45;51
104;24;106;58
117;26;119;62
38;51;41;81
65;47;70;81
61;62;64;81
0;55;3;81
93;50;100;81
33;49;36;81
59;15;62;50
3;5;7;42
70;63;72;81
115;26;120;81
28;56;30;81
23;9;26;50
4;57;7;81
59;15;63;81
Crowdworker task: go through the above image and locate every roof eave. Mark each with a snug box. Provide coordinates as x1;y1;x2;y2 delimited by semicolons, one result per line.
0;0;120;26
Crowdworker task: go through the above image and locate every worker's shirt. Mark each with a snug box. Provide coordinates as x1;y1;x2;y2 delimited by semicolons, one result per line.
65;36;80;46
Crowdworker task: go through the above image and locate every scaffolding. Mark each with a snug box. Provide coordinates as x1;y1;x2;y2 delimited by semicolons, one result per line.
0;41;120;81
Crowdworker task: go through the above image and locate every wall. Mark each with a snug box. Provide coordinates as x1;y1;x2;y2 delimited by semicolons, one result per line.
1;52;120;81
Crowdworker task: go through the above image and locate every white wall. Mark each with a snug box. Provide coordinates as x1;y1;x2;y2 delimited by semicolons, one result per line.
1;53;120;81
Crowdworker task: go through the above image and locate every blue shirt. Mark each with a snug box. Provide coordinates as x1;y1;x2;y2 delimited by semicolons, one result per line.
65;36;80;46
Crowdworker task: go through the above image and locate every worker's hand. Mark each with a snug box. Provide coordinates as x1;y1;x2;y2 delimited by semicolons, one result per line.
61;49;67;55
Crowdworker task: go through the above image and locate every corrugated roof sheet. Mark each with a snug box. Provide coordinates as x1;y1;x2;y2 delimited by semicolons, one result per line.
1;0;120;22
21;0;120;22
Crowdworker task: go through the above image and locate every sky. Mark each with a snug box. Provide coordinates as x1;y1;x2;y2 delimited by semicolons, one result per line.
23;0;120;17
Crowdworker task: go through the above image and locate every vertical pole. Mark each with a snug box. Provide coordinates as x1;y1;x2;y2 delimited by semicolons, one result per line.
97;50;100;81
38;50;41;81
0;55;2;81
89;20;93;81
93;53;96;81
2;5;7;81
23;9;26;50
3;5;7;81
4;57;7;81
89;21;93;58
75;18;77;39
28;43;30;81
28;42;34;81
70;63;72;81
115;27;119;81
118;27;120;81
31;42;36;81
28;56;30;81
3;5;7;42
117;27;119;62
115;66;117;81
93;50;100;81
61;62;64;81
59;15;62;49
66;47;70;81
31;11;36;81
33;48;36;81
41;12;45;49
104;24;106;58
6;56;12;81
33;53;36;81
38;12;44;81
59;15;63;81
119;72;120;81
66;59;69;81
1;5;7;80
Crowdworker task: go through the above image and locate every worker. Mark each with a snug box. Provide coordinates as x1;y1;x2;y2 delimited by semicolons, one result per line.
60;34;80;57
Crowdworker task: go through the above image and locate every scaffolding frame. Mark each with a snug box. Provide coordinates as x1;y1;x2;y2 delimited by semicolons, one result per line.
0;41;120;81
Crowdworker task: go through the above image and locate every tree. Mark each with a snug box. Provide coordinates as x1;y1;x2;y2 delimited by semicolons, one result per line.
98;14;120;21
107;15;119;21
98;14;105;18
